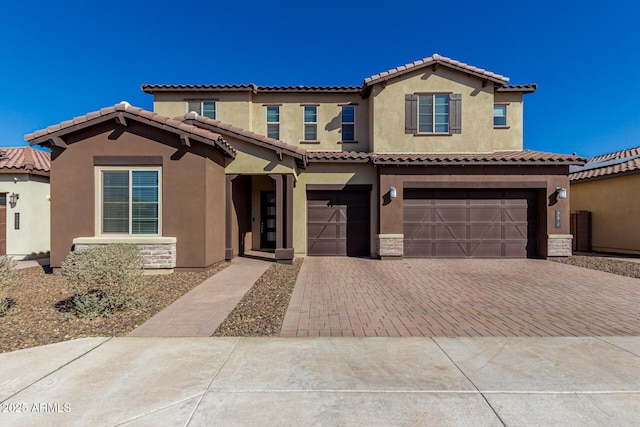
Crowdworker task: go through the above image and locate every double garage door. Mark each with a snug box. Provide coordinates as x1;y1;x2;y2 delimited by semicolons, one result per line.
307;189;370;256
403;189;539;258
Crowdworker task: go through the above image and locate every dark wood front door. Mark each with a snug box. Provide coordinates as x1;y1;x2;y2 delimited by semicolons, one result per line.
260;191;277;250
403;189;538;258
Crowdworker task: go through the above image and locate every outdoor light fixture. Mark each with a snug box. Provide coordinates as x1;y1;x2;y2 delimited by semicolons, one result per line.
556;187;567;199
9;193;19;204
389;186;397;199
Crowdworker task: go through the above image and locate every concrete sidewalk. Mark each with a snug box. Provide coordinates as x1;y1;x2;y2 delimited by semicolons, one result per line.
129;257;270;337
1;336;639;426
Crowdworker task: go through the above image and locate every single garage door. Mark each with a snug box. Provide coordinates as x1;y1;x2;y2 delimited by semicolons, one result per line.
403;189;538;258
307;190;370;256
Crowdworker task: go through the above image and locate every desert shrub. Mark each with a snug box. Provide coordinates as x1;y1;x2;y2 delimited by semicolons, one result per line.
61;244;145;318
0;256;17;315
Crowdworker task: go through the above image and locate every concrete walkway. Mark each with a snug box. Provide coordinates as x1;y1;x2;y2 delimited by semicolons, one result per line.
129;257;270;337
1;336;640;425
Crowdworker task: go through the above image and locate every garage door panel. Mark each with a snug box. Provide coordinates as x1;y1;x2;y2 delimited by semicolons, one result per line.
435;225;466;240
307;190;370;257
403;189;538;258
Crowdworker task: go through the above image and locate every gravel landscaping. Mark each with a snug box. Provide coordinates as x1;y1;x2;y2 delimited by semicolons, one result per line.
0;263;228;353
213;258;302;337
553;255;640;279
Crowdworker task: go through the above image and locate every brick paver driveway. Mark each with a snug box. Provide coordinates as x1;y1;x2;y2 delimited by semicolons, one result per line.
280;258;640;337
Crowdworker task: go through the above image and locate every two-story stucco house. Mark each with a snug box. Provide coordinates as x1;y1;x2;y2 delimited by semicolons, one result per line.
26;54;585;272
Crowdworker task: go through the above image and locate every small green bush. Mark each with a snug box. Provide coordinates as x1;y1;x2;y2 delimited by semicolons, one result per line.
62;244;145;318
0;256;17;315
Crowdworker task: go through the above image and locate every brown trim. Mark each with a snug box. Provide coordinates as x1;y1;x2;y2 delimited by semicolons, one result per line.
225;175;237;261
337;140;360;144
93;156;163;166
299;103;320;106
494;102;511;106
285;174;294;250
0;170;50;177
299;140;321;144
403;181;548;189
337;102;359;106
262;103;283;106
493;126;511;129
306;184;372;191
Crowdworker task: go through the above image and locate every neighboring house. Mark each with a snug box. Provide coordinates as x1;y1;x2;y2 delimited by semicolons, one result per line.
25;54;585;272
569;146;640;255
0;147;50;259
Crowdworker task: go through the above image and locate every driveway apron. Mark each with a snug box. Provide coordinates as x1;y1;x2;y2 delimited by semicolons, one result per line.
281;257;640;337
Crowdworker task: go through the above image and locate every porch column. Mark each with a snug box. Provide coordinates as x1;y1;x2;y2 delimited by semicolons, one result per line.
269;173;294;264
225;174;237;261
284;174;294;251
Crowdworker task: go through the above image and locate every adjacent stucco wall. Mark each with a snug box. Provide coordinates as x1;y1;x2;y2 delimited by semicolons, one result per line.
378;165;572;258
153;92;253;130
224;137;298;175
369;67;522;153
48;120;226;270
293;163;377;257
493;92;524;151
0;173;50;259
571;173;640;254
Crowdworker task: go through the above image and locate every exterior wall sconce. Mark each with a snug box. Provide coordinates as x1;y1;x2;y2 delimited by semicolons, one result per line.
556;187;567;199
389;187;397;199
9;193;19;204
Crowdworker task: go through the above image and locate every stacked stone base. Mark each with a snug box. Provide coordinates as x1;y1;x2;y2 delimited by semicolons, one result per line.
377;234;403;260
72;237;177;270
547;234;573;257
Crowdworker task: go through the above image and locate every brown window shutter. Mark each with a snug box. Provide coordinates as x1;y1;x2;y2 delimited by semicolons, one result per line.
449;93;462;134
405;94;418;134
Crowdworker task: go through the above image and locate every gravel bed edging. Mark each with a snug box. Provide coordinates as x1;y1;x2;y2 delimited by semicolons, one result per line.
212;258;303;337
552;255;640;279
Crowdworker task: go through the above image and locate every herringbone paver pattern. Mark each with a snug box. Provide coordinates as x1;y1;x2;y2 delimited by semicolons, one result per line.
280;258;640;337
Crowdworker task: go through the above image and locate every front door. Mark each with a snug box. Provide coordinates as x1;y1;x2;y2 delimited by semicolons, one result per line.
260;191;277;250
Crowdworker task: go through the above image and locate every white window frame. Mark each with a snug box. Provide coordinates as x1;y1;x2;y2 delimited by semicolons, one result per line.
417;94;449;134
303;105;318;141
494;104;508;127
95;166;162;236
266;105;280;140
341;105;356;142
186;101;216;119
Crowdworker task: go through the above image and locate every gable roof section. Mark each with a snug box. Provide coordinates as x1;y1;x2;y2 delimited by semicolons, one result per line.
0;146;50;176
371;151;586;166
180;113;308;168
570;146;640;182
361;54;510;97
24;103;236;159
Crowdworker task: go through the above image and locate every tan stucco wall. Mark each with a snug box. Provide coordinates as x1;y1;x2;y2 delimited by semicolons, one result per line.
224;137;297;175
0;174;50;259
571;174;640;254
369;67;521;153
153;92;253;129
493;92;524;151
293;163;377;257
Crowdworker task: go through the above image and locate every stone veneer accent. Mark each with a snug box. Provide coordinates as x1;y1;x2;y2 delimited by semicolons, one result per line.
377;234;404;259
547;234;573;257
72;237;177;269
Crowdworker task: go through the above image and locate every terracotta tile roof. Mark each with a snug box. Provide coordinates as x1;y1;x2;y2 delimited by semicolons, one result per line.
570;146;640;182
180;113;308;167
0;146;50;175
24;103;236;158
362;54;510;94
307;151;372;162
142;84;360;94
496;84;538;93
371;150;586;166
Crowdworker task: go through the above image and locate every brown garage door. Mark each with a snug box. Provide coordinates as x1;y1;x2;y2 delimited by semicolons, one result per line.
403;189;538;258
307;190;370;256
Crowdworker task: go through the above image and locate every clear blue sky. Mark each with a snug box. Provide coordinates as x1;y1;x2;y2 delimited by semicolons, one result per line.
1;0;639;157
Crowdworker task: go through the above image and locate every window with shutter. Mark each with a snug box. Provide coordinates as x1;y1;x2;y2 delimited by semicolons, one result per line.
406;93;461;135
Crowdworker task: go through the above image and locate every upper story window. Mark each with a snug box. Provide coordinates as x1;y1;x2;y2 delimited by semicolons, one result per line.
341;106;355;142
101;168;160;235
405;93;461;135
418;94;449;133
494;105;507;127
303;106;318;141
187;101;216;119
266;106;280;140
